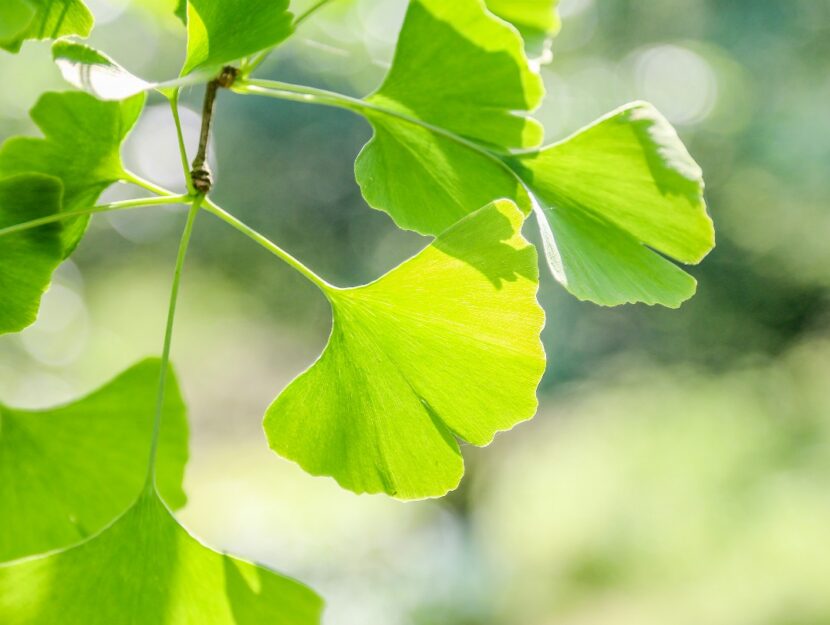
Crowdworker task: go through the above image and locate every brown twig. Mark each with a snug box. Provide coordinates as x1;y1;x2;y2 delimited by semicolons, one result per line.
190;66;240;194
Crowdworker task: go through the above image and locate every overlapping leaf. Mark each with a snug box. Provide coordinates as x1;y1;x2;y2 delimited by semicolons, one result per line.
485;0;561;56
0;91;145;253
0;0;93;53
0;0;35;48
181;0;294;75
508;102;715;307
355;0;543;235
0;489;323;625
0;359;188;562
265;200;545;499
0;174;63;335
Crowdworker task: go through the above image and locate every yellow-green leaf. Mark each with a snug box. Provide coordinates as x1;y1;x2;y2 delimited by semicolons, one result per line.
265;200;546;499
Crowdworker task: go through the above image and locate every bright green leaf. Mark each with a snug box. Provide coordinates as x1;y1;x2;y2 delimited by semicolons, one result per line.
509;102;715;307
0;0;93;54
354;0;543;236
52;41;207;100
355;114;532;235
0;91;145;254
0;489;323;625
181;0;294;76
485;0;561;56
0;0;35;47
265;200;546;499
0;174;63;335
0;359;188;563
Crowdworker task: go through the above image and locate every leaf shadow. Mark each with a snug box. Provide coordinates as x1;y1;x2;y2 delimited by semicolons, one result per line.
223;555;323;624
433;205;538;289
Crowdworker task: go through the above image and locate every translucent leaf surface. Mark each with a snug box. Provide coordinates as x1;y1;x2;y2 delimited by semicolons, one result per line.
509;102;715;307
52;41;206;100
0;0;35;47
0;359;188;563
265;200;545;499
0;489;323;625
355;0;543;235
181;0;294;75
0;174;63;335
355;114;532;235
485;0;561;56
0;0;93;53
0;91;145;253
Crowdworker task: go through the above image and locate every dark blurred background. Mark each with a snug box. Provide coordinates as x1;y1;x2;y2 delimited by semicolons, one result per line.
1;1;829;623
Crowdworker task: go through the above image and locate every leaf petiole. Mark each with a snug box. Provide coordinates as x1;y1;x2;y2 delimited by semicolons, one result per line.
0;195;191;239
145;198;202;490
167;89;196;196
202;197;334;293
233;79;515;161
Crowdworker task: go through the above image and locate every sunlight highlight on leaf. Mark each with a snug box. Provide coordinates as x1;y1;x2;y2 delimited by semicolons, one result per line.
265;200;545;499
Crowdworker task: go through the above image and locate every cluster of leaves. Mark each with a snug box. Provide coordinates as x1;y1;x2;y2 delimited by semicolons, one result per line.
0;0;714;622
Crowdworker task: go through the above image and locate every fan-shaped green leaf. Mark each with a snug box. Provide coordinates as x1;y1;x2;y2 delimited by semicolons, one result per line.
0;0;93;54
0;174;63;335
0;488;323;625
354;0;543;235
0;91;145;254
52;41;207;100
181;0;294;76
0;359;188;563
508;102;715;307
265;200;545;499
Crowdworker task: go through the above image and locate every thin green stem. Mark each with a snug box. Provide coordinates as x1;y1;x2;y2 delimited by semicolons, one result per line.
234;79;514;161
202;197;333;293
167;90;196;196
244;0;341;75
145;199;202;490
0;195;190;238
124;170;178;197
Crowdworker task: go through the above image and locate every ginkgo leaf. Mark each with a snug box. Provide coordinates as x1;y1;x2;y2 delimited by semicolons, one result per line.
0;488;323;625
508;102;715;307
0;0;93;54
52;41;207;101
0;90;145;254
0;0;35;48
485;0;561;56
0;359;188;563
181;0;294;76
354;0;543;235
0;174;63;336
355;114;532;235
264;200;546;500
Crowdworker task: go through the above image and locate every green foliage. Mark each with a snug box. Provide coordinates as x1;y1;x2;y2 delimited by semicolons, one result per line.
0;489;322;625
265;201;545;499
0;0;36;47
355;0;542;234
0;0;715;620
485;0;561;36
509;103;714;307
181;0;294;75
0;91;144;252
0;175;63;335
0;0;93;53
0;360;188;562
